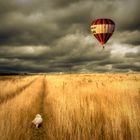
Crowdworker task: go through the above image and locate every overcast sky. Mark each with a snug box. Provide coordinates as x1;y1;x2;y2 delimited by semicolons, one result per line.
0;0;139;73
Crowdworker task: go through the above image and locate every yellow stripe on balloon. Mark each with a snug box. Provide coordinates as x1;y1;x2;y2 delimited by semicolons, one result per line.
91;24;115;34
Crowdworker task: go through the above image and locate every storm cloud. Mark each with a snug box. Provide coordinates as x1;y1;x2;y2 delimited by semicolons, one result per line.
0;0;139;73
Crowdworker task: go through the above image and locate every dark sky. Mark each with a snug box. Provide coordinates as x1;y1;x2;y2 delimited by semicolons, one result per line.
0;0;139;73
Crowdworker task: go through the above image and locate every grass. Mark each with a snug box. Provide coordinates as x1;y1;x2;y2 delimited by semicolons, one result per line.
44;74;140;140
0;74;140;140
0;76;37;102
0;76;44;140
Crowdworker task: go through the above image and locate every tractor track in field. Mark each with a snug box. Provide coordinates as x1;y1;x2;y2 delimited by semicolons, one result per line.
31;75;47;140
0;78;37;104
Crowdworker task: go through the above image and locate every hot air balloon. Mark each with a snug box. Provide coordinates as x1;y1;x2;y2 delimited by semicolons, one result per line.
90;18;115;49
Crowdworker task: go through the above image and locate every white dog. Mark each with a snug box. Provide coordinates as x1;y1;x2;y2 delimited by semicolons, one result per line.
32;114;43;128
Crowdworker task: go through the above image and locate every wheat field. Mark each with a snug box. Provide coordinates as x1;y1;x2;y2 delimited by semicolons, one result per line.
0;74;140;140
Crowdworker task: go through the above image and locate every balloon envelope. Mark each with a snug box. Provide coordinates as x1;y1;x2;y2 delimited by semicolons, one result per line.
90;18;115;46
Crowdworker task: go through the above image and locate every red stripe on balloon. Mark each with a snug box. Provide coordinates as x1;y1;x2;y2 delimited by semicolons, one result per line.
105;19;111;43
104;19;108;43
94;34;101;43
103;19;106;44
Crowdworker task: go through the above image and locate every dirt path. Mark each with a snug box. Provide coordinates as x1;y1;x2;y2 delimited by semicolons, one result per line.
0;78;37;104
30;75;47;140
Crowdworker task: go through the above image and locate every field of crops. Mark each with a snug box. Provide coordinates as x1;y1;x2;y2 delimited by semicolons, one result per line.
0;74;140;140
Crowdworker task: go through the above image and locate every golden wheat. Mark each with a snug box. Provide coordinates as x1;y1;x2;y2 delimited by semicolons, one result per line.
0;76;38;100
44;74;140;140
0;76;44;140
0;74;139;140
